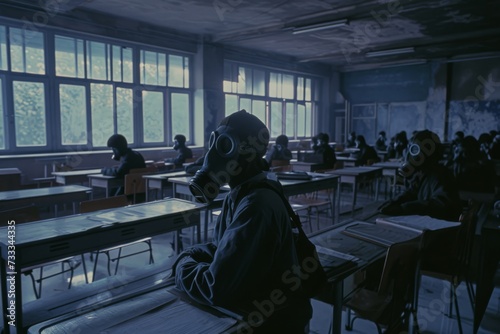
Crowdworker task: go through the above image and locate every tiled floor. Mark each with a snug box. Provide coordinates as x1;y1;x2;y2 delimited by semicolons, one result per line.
7;185;500;333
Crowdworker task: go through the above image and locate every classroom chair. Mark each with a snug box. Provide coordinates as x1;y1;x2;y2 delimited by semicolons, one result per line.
124;165;158;204
344;234;424;334
79;195;154;282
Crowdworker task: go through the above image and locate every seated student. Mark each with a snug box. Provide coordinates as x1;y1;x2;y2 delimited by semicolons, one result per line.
265;134;293;166
354;135;380;166
101;134;146;195
394;131;409;159
346;131;357;148
453;135;496;193
375;131;388;151
315;132;337;170
378;130;462;222
166;134;193;169
173;110;312;333
490;133;500;160
185;154;205;175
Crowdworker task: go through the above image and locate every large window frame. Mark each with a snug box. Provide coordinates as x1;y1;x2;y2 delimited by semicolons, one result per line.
0;19;194;154
223;62;319;140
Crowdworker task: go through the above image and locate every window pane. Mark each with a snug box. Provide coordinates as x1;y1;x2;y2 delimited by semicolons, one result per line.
305;78;312;101
169;55;185;87
112;46;134;83
283;74;294;99
117;88;134;144
13;81;46;146
60;84;87;145
142;90;164;143
270;101;282;138
252;100;265;124
253;69;265;96
238;67;252;95
87;41;109;80
141;50;166;86
305;102;312;137
0;26;7;71
91;83;113;146
9;28;24;72
225;94;238;116
240;98;252;113
122;47;133;83
297;77;304;101
297;104;306;137
183;57;189;88
0;78;4;149
285;102;294;137
171;93;190;141
269;72;279;98
55;35;84;78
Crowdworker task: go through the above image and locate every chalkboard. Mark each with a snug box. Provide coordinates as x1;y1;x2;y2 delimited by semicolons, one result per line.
388;102;426;136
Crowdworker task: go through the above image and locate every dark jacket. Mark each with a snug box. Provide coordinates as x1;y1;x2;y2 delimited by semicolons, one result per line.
381;164;462;221
173;146;193;168
174;173;312;332
101;148;146;178
316;144;337;169
265;145;293;165
355;145;380;166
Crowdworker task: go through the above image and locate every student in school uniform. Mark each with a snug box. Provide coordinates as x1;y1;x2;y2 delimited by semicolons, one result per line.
378;130;462;222
354;135;380;166
173;110;312;333
166;134;193;169
101;134;146;195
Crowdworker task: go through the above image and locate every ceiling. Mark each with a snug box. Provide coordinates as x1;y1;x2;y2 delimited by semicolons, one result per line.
4;0;500;71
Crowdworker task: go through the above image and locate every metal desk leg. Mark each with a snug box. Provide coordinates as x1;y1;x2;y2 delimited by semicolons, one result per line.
331;280;343;334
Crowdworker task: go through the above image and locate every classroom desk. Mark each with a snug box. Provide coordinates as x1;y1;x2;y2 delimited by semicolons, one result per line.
52;168;101;185
335;155;357;168
309;222;388;334
0;168;21;191
143;170;189;201
0;185;91;215
327;167;382;217
290;160;325;172
372;161;402;199
0;198;203;334
87;174;124;198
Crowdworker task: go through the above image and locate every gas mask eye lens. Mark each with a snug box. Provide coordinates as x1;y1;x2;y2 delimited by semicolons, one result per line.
409;143;420;156
208;132;216;149
216;134;235;156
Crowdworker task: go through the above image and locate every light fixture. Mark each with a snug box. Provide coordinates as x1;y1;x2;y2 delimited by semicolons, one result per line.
365;47;415;58
291;19;349;34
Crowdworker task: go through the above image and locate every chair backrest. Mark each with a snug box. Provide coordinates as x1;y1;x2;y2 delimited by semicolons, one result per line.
378;235;423;301
129;165;157;174
124;168;156;203
0;205;40;226
80;195;129;213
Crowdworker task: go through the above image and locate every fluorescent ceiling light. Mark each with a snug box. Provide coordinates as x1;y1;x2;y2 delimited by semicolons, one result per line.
292;19;348;34
365;47;415;58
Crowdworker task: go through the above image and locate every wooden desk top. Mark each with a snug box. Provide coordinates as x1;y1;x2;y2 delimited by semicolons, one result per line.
143;171;188;180
0;167;21;175
0;185;91;201
52;168;101;177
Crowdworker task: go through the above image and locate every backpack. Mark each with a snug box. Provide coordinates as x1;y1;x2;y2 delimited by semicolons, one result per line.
235;179;327;298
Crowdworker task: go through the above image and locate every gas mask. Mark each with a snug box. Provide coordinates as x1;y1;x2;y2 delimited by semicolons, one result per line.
399;130;441;178
189;110;269;204
111;147;122;161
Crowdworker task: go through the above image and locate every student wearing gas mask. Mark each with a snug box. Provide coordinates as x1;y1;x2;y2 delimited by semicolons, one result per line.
101;134;146;195
173;110;312;333
166;134;193;169
265;134;293;165
378;130;462;222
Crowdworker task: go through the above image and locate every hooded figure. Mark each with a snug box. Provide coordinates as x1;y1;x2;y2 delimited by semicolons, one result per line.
101;134;146;195
174;110;312;333
378;130;461;221
168;134;193;168
265;134;293;165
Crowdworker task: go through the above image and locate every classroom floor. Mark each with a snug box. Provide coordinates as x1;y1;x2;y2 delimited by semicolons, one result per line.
10;185;500;333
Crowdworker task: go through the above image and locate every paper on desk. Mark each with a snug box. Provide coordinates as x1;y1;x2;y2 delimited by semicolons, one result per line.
375;215;460;231
40;289;177;334
315;245;359;262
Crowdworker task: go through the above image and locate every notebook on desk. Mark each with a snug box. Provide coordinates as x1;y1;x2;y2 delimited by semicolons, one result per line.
341;221;422;247
315;245;358;277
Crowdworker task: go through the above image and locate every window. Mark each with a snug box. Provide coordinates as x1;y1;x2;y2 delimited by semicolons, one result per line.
171;92;190;141
140;50;166;86
116;87;134;143
9;28;45;74
91;83;113;147
87;41;110;81
13;81;46;147
55;35;85;78
224;63;319;140
59;84;87;145
142;90;164;143
168;55;189;88
0;26;7;71
113;46;133;83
